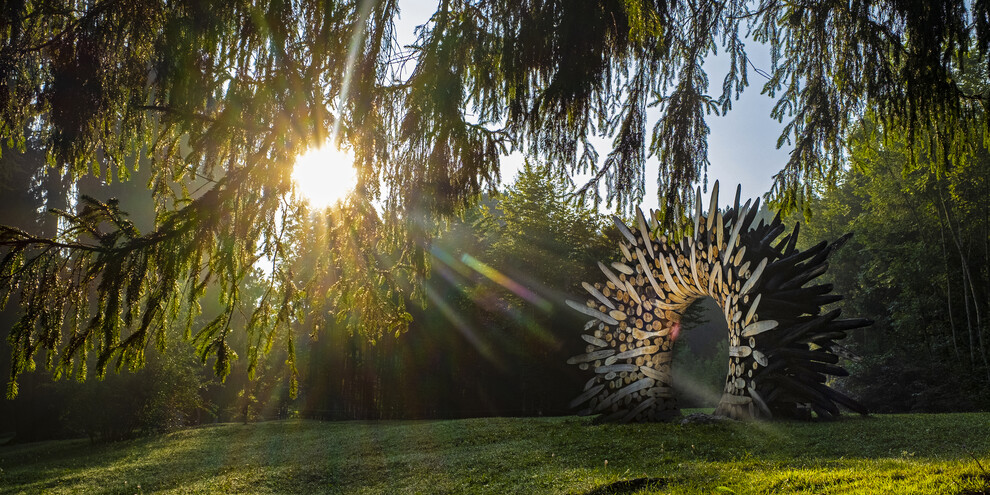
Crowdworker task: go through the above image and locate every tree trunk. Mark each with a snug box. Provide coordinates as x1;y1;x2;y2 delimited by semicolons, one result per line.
938;212;961;359
940;187;990;380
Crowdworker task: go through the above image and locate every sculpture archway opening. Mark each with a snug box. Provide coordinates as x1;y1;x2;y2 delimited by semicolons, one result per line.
566;182;872;422
670;297;728;410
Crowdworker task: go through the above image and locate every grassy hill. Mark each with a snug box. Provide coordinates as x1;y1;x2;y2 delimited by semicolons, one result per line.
1;413;989;494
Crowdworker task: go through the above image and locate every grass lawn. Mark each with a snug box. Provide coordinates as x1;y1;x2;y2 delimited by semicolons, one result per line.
1;413;989;494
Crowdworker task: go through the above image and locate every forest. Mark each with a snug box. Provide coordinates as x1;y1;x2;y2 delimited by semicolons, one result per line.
1;0;990;451
3;126;988;442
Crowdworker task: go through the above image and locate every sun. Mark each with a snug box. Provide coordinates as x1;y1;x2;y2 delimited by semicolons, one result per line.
291;143;358;209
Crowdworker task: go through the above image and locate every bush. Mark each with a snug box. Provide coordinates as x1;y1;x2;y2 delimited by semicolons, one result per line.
64;344;206;442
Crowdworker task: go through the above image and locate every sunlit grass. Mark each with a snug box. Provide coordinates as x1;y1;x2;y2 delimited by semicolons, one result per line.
1;413;989;494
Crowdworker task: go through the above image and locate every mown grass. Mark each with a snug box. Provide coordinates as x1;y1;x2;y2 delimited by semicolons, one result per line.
1;413;989;494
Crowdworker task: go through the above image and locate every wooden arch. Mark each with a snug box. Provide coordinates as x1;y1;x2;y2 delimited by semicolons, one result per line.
566;182;872;421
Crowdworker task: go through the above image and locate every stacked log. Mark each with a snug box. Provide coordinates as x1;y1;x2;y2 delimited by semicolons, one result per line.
566;181;872;422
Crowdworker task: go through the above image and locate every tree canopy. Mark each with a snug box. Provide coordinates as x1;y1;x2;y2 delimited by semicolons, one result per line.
2;0;990;395
794;118;990;412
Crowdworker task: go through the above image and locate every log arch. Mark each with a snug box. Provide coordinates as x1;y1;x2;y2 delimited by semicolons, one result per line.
566;182;872;421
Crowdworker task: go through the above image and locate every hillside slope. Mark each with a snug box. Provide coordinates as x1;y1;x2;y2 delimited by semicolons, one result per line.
1;414;989;494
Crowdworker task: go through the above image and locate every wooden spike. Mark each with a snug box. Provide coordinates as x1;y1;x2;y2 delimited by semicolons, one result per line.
636;248;664;298
715;210;725;249
566;300;620;325
744;293;761;326
707;180;720;231
657;255;684;297
623;279;642;305
613;216;637;245
637;207;655;259
567;349;617;365
734;184;741;212
738;260;751;275
723;205;748;266
619;242;633;262
690;240;704;291
729;346;753;358
584;377;599;391
584;319;597;331
598;261;623;288
733;245;747;266
595;364;639;374
818;383;869;415
621;397;656;423
694;186;703;239
569;384;605;408
739;257;767;296
654;299;689;311
748;197;761;229
582;334;608;348
667;254;691;294
583;282;616;310
633;328;662;340
751;349;768;366
596;377;655;411
615;345;659;359
639;366;671;384
609;310;628;321
741;319;778;337
611;262;634;275
747;384;773;418
708;260;722;296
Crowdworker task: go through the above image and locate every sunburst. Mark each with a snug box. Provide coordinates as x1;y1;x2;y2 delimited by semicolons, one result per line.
291;144;357;209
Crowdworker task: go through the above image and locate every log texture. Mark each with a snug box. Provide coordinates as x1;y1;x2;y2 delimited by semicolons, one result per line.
566;181;872;422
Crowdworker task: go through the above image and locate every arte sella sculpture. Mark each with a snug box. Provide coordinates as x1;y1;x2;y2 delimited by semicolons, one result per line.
566;182;871;422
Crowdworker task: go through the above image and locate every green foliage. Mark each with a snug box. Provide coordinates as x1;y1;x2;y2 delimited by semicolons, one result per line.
480;161;612;296
795;121;990;412
62;342;206;442
3;0;990;396
2;414;990;493
288;165;618;420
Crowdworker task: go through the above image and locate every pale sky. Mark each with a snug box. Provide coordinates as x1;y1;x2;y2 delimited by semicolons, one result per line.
393;1;790;212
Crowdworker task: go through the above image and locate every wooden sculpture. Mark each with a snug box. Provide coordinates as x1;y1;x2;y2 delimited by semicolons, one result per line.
566;181;872;421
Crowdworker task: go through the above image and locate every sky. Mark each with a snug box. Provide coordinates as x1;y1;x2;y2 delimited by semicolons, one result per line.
393;1;791;212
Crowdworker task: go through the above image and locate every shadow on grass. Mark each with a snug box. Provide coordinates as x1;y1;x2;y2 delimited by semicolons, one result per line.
958;472;990;494
579;477;669;495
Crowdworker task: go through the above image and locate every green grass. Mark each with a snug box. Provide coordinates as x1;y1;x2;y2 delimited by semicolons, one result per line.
1;413;989;494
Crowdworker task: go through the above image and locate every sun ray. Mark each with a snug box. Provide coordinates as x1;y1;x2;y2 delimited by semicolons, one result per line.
291;145;357;209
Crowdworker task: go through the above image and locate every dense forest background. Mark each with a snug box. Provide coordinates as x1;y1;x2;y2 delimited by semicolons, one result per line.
2;120;989;442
